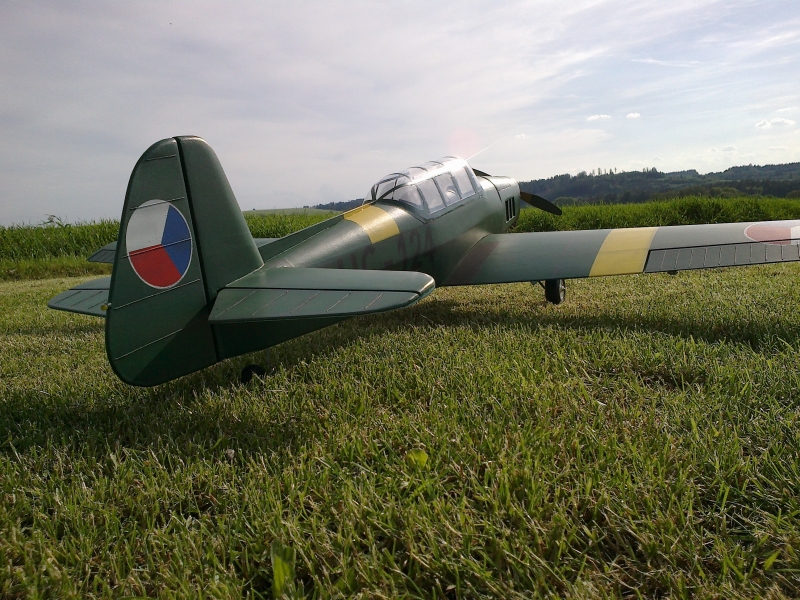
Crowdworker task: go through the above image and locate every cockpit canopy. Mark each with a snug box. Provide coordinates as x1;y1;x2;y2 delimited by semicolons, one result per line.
365;157;478;214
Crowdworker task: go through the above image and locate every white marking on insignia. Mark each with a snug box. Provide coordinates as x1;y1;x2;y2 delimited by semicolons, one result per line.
126;200;171;252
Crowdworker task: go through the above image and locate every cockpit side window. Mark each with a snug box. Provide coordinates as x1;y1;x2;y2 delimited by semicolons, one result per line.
451;166;476;199
394;184;425;209
434;173;459;205
417;178;445;212
375;177;397;200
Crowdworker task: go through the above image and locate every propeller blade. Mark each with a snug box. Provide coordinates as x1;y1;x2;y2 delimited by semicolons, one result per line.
520;191;562;216
472;167;561;215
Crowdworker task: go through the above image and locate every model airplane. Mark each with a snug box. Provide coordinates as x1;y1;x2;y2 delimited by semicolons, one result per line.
49;136;800;386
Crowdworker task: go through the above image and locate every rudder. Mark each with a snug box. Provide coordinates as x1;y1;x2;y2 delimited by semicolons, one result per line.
105;136;263;386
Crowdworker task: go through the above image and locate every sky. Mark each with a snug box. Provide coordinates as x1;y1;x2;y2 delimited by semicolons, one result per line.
1;0;799;225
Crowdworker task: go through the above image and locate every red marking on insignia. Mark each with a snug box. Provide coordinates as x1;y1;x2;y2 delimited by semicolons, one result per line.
129;245;182;287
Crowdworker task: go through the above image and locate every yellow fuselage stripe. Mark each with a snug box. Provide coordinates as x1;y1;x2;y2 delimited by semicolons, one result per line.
343;205;400;245
589;227;658;276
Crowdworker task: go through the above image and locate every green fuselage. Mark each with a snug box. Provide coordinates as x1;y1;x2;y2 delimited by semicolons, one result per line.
258;176;521;286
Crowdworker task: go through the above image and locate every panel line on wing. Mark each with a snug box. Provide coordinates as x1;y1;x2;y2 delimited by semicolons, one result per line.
251;290;289;317
212;290;257;319
290;292;321;315
325;292;352;313
365;292;385;310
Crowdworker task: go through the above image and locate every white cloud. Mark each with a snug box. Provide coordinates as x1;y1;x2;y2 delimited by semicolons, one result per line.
709;148;718;153
722;145;736;151
515;133;528;140
776;107;798;113
768;146;789;152
632;58;700;68
756;118;796;128
586;114;612;121
626;112;641;119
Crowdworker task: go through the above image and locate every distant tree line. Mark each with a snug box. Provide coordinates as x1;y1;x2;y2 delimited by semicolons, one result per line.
519;162;800;206
308;200;363;212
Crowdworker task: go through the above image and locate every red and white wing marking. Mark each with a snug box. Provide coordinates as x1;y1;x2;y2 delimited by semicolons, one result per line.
745;220;800;245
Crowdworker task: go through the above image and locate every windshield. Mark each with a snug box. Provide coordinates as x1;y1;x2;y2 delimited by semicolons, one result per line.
364;157;478;212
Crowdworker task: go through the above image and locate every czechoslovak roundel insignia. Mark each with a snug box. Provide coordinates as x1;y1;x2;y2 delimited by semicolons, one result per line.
126;200;192;288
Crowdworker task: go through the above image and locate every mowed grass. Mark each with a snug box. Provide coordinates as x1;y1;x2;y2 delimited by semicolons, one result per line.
1;267;799;597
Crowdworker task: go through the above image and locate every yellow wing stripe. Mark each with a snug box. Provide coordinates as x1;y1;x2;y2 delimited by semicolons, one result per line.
589;227;659;276
343;205;400;244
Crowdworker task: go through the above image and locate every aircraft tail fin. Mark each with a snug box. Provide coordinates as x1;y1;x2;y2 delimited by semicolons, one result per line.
104;136;263;386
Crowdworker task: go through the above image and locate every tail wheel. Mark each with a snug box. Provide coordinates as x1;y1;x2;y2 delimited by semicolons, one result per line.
544;279;566;305
240;364;267;384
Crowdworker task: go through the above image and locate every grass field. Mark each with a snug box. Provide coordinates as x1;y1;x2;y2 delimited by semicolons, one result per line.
517;195;800;232
0;213;330;281
2;263;799;597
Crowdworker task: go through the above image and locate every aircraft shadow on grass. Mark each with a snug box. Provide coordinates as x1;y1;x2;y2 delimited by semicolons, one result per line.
268;294;800;368
3;291;798;461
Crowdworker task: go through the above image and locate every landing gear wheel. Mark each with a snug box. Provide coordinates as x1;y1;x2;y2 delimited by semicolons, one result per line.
544;279;566;305
240;364;267;384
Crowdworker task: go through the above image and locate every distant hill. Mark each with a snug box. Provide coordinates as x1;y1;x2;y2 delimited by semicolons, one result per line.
520;162;800;205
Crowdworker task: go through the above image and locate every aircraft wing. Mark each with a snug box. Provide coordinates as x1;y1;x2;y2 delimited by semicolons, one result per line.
47;276;110;316
87;238;280;263
445;220;800;285
210;267;435;323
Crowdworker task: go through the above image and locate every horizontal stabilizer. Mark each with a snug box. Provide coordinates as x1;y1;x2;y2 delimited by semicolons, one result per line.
47;277;110;317
210;267;435;323
88;242;117;263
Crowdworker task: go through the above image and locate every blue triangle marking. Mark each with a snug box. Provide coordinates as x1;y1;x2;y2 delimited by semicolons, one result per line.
161;206;192;275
